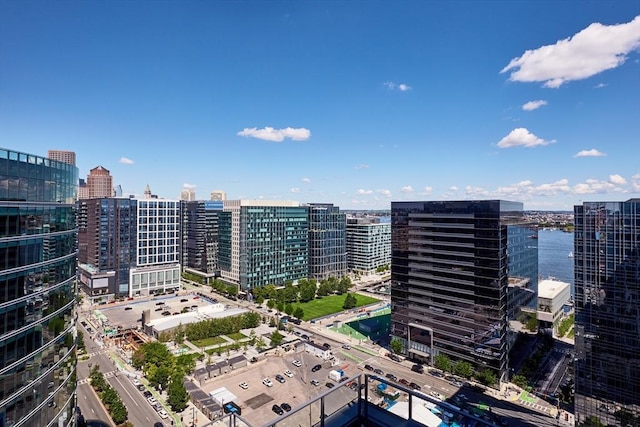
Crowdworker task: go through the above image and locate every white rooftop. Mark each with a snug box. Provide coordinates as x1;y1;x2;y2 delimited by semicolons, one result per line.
209;387;238;406
538;278;570;300
387;397;442;427
147;305;248;332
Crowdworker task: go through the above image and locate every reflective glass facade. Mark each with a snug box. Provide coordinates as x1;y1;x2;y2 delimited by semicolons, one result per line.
307;204;347;281
0;148;78;427
390;200;537;387
180;200;223;276
239;204;308;289
574;199;640;426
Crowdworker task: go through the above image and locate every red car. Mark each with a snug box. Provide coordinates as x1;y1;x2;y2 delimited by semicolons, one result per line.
399;378;409;386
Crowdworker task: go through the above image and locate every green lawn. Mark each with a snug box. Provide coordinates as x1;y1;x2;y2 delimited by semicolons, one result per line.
227;332;247;341
192;336;227;348
298;294;380;320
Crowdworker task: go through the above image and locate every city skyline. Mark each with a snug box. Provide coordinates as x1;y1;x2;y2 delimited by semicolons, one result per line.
1;2;639;210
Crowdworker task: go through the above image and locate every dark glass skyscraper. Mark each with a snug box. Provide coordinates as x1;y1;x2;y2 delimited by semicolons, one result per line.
390;200;537;387
574;199;640;426
180;200;224;280
0;148;78;427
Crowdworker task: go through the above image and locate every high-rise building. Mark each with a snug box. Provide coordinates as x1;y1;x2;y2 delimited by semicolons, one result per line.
574;199;640;426
84;165;113;199
77;197;181;300
77;198;137;300
345;217;391;274
0;148;78;426
47;149;76;166
210;190;226;201
180;187;196;201
181;200;225;281
219;200;308;290
78;178;88;199
390;200;538;387
307;203;347;281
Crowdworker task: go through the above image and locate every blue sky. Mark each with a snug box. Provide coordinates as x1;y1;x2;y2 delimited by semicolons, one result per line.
1;1;638;210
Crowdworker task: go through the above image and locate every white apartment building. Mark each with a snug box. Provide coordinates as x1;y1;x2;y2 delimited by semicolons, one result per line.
346;218;391;274
129;198;181;296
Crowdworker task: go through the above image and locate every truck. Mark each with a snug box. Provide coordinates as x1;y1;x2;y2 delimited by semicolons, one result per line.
328;369;344;382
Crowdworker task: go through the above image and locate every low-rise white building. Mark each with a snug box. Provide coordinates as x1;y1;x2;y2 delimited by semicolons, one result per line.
302;341;332;360
537;278;571;336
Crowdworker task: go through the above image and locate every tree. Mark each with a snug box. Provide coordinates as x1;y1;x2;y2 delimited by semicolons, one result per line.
298;279;317;302
276;301;285;313
167;376;189;412
110;399;128;425
263;284;277;299
249;329;257;346
77;330;86;353
270;330;284;347
434;354;452;373
343;293;357;309
390;338;403;354
284;303;294;316
512;375;528;388
316;281;332;297
283;282;299;303
453;361;473;379
267;299;275;310
336;276;352;294
475;369;497;386
255;295;264;305
256;337;266;351
226;284;238;297
293;306;304;320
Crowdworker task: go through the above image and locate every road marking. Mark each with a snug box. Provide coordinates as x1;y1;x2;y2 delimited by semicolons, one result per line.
113;375;139;407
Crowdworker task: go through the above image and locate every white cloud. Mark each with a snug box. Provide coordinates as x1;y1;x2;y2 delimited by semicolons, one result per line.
522;100;548;111
119;157;134;164
501;16;640;88
183;183;197;189
401;185;413;193
421;186;433;195
450;186;458;191
378;189;392;197
574;148;607;157
609;174;627;185
632;173;640;191
497;128;556;148
237;126;311;142
302;177;311;183
357;189;373;195
290;187;300;193
594;83;608;88
355;164;369;170
384;81;412;91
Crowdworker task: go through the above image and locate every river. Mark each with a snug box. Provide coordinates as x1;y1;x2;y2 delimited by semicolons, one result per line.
537;229;575;296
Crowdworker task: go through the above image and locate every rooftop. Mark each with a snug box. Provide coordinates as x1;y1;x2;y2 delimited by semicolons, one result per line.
538;278;570;300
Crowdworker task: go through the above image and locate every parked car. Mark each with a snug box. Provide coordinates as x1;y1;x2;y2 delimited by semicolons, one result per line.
310;379;320;386
399;378;409;386
124;307;133;311
161;311;171;316
143;390;152;398
374;368;384;375
311;364;322;372
158;410;169;419
409;382;421;390
411;364;424;374
388;354;401;362
180;299;189;302
325;382;335;389
137;384;146;392
283;370;294;378
322;343;331;349
364;364;374;371
428;369;443;378
272;404;284;416
292;359;302;367
263;378;273;387
385;373;397;381
281;403;292;412
239;382;249;389
342;344;351;350
154;307;163;311
275;374;286;383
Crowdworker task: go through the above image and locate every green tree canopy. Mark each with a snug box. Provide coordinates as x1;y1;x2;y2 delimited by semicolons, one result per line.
270;330;284;347
390;338;403;354
434;354;452;372
342;293;357;309
167;375;189;412
293;306;304;320
453;361;473;379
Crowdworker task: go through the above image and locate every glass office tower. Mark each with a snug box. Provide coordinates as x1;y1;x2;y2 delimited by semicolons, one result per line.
574;199;640;426
0;148;78;427
307;203;347;281
390;200;537;387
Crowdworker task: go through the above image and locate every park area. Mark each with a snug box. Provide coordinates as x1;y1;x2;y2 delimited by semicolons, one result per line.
297;293;380;320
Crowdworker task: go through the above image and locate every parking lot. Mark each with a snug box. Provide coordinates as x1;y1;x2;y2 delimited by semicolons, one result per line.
200;349;360;425
92;293;216;330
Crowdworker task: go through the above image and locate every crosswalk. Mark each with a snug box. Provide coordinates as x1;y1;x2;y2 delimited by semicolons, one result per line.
518;399;552;413
78;370;118;385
